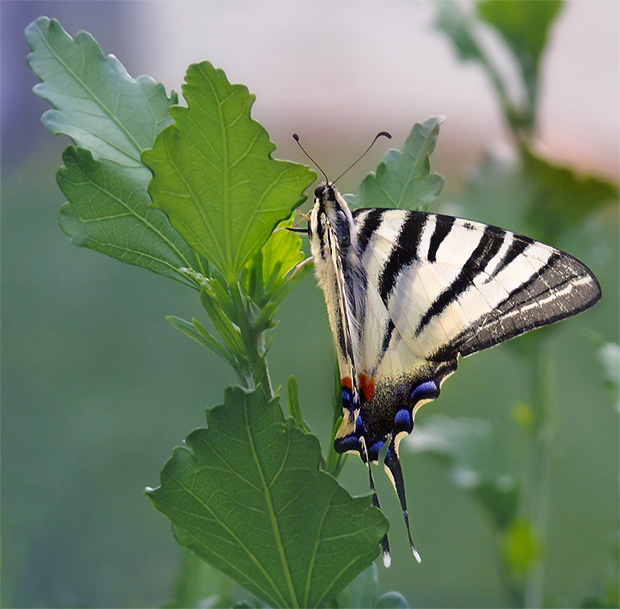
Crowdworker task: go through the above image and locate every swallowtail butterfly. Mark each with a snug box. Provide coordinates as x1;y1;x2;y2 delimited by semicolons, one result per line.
294;132;601;566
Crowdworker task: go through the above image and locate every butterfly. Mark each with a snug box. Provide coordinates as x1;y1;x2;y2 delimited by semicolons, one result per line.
293;132;602;566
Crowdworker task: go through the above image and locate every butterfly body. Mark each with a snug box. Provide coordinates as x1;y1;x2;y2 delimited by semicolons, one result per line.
308;179;601;563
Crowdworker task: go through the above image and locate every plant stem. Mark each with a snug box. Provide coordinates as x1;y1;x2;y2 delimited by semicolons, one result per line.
523;334;556;608
229;280;273;399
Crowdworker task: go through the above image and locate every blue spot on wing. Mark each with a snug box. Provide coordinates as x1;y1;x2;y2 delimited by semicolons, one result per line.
394;409;413;433
369;441;384;460
355;415;364;435
334;414;365;455
342;386;353;411
334;435;361;453
410;379;439;402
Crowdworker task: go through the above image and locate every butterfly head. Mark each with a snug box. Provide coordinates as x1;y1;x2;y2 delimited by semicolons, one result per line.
312;182;338;211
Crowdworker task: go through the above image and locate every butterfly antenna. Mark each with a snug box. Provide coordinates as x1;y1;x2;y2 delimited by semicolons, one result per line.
361;436;392;567
293;134;329;183
333;131;392;184
384;439;422;563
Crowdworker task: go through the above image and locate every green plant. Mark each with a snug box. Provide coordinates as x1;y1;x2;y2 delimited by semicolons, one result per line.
26;16;438;608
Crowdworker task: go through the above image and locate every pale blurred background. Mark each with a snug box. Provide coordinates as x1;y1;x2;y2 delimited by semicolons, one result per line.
2;1;618;608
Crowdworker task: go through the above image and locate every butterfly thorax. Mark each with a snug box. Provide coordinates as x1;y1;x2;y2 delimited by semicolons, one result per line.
309;182;365;370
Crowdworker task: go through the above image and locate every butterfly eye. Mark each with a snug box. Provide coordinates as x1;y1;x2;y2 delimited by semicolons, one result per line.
314;184;325;198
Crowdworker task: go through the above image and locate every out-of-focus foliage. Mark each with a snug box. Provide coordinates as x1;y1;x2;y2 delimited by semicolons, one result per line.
335;565;409;609
428;2;618;608
408;416;518;530
520;148;619;241
596;343;620;411
435;0;562;133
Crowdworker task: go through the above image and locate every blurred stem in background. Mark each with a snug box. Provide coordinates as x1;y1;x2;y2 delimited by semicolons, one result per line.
434;2;618;607
523;334;554;608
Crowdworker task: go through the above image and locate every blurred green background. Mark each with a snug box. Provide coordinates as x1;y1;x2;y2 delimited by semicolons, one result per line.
2;1;618;608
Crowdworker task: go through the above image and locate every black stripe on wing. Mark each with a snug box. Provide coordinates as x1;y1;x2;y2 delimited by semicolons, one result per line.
378;214;426;305
415;225;504;335
433;247;601;360
354;208;386;256
487;235;531;280
427;215;455;262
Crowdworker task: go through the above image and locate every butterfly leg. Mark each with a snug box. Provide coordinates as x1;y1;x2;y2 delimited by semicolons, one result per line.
361;436;392;567
287;256;314;279
384;438;422;563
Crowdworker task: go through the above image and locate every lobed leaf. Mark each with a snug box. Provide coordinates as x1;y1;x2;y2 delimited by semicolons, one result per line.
26;16;176;167
27;17;201;282
147;386;387;608
57;147;199;284
351;117;444;210
257;223;308;297
143;62;316;281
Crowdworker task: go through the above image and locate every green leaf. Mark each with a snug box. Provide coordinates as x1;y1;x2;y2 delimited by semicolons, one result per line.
143;61;316;281
57;147;200;284
521;147;619;240
336;564;378;609
285;376;312;435
147;386;387;609
243;220;312;330
435;1;486;64
351;117;444;210
27;18;200;282
200;283;246;356
25;16;176;167
477;0;563;105
407;415;518;529
166;316;239;368
257;222;309;297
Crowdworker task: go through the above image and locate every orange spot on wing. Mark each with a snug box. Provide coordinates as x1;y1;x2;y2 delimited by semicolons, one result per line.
341;376;353;390
358;373;375;402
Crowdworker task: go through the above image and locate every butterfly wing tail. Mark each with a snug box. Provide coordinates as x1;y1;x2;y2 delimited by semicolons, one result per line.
384;439;422;563
361;436;392;567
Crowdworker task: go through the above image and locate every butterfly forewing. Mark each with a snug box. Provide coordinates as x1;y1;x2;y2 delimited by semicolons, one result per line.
356;209;601;367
